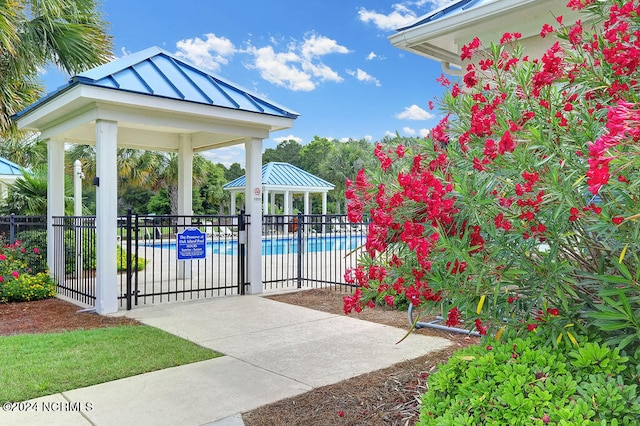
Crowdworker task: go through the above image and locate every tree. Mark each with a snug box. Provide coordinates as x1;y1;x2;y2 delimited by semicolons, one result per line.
262;139;302;166
1;165;72;215
224;162;245;182
319;139;376;213
197;162;228;214
0;134;47;167
1;0;112;135
299;136;335;178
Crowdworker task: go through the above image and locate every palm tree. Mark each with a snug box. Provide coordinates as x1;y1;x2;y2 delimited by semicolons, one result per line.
0;0;112;135
0;133;47;167
0;165;72;215
66;146;210;215
319;139;376;213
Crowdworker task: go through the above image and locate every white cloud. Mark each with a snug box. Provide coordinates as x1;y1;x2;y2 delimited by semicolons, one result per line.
363;135;373;141
175;33;235;72
403;127;416;135
273;134;304;144
303;62;343;83
419;128;431;138
358;4;417;31
421;0;454;9
248;45;315;91
358;1;452;31
346;68;381;86
301;34;350;59
366;51;378;60
384;130;397;138
396;104;434;120
246;33;349;92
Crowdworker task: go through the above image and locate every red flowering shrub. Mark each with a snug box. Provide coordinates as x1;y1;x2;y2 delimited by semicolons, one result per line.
344;0;640;351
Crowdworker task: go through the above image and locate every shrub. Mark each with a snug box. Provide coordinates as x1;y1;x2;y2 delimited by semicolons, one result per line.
419;338;640;425
13;230;47;273
0;272;56;302
343;0;640;352
0;241;55;302
64;229;146;274
116;245;147;272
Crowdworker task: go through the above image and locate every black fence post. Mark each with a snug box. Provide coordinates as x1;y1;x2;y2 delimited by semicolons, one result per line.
126;209;132;310
238;210;246;295
134;213;139;307
297;212;303;289
9;213;15;245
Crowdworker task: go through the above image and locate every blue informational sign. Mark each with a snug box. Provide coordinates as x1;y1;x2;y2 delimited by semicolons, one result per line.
177;228;206;260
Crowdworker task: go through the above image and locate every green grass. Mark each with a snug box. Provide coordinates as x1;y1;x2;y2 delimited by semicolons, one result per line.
0;325;221;403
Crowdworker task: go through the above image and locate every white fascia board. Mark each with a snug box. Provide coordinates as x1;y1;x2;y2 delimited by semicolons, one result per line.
15;85;89;131
81;86;296;132
263;186;334;193
93;104;272;139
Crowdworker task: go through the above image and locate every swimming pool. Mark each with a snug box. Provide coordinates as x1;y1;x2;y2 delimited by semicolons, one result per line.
145;234;366;256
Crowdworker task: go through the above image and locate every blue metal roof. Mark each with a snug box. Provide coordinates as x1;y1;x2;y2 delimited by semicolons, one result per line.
223;162;334;190
15;46;299;120
0;157;23;176
396;0;490;31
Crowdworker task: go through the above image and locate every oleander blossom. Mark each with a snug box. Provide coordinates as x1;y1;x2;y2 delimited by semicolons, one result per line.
342;0;640;343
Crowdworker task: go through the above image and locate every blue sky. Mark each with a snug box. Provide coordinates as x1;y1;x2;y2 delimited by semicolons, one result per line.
43;0;452;166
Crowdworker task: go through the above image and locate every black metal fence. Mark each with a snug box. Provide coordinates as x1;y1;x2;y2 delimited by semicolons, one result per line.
42;213;368;309
51;213;249;309
51;216;97;306
262;213;367;292
0;214;48;273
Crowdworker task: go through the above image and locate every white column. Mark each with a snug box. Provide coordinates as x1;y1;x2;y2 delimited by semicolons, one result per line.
95;120;118;314
270;192;276;214
322;192;328;233
245;138;263;294
263;188;269;215
73;160;84;283
230;192;236;215
304;191;310;215
177;135;193;217
177;135;193;278
322;192;327;215
284;191;290;216
47;138;65;282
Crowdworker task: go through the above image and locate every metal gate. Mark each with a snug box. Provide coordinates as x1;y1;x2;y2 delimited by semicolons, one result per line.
52;212;249;310
119;211;248;309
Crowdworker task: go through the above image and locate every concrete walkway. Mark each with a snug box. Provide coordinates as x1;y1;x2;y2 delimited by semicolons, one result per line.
1;295;452;426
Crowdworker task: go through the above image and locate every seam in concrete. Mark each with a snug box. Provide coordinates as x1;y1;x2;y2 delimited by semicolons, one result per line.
60;391;95;425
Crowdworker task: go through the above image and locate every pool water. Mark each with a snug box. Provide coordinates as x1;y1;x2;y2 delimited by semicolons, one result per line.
145;234;366;256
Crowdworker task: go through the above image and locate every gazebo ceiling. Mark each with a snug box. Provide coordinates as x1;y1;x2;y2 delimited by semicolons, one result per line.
14;46;299;152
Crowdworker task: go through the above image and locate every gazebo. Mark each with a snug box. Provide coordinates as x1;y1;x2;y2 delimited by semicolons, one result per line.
223;162;335;216
13;46;299;313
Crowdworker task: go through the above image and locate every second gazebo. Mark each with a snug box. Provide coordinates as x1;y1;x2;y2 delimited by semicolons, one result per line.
223;162;334;216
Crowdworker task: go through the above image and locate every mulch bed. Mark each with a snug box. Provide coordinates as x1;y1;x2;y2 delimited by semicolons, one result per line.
0;298;139;336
